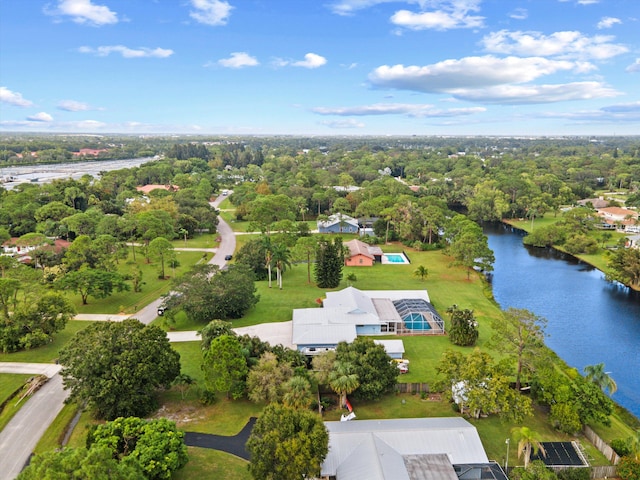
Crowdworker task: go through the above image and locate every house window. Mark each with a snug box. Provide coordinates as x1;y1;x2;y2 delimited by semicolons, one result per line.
359;258;363;264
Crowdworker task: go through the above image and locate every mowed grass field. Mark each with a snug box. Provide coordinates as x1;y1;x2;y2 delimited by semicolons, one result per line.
11;235;632;473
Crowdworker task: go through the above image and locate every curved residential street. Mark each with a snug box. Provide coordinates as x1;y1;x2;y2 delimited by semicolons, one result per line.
0;194;238;480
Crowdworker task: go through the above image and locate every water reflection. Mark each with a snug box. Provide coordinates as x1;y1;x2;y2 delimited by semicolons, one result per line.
485;223;640;418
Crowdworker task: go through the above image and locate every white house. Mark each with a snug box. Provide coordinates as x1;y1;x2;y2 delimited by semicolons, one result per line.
320;417;507;480
292;287;445;354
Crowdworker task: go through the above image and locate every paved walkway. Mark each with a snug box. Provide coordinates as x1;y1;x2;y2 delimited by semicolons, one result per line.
0;363;61;377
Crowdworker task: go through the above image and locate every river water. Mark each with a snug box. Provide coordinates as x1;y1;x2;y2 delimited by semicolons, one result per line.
485;223;640;418
0;157;155;189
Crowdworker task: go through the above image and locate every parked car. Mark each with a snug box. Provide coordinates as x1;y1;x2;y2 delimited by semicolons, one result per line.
224;254;233;261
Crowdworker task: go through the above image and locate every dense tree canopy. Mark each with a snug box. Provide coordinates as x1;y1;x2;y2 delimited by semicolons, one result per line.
202;334;248;400
167;263;259;321
334;337;399;402
58;319;181;419
87;416;188;479
314;236;345;288
16;446;144;480
246;404;329;480
489;308;547;391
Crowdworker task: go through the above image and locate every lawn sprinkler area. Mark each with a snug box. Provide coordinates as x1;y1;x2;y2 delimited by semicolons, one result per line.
382;253;410;264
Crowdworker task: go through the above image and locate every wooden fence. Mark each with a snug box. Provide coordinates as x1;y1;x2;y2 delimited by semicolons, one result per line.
396;383;429;394
590;465;618;479
583;425;620;464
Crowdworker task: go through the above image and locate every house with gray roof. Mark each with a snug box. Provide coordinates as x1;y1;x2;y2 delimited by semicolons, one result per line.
321;417;507;480
317;213;359;234
292;287;445;354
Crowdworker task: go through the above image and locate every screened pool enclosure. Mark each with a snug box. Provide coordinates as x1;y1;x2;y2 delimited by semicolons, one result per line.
393;298;445;334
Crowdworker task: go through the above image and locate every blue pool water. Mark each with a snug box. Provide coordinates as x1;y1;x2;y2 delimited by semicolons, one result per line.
385;254;406;263
403;313;432;330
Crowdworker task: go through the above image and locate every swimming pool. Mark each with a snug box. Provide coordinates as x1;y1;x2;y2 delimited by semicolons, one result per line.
403;313;432;330
382;253;410;264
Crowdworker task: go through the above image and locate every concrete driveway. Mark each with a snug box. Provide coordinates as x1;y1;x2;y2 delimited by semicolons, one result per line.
166;321;295;350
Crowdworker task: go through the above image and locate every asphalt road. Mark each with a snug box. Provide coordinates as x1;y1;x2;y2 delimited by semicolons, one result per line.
0;193;237;478
0;374;67;480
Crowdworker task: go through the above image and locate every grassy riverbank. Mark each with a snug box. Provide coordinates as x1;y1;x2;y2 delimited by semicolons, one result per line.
503;214;630;279
7;238;636;475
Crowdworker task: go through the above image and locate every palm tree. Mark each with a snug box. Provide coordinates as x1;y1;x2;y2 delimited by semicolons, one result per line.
329;361;359;408
271;243;292;290
512;426;545;469
584;363;617;395
414;265;429;281
282;376;313;410
261;235;274;288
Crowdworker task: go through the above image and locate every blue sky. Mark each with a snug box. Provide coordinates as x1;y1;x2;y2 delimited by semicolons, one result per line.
1;0;638;136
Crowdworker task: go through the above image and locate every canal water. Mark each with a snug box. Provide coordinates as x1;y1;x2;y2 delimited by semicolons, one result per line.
485;223;640;418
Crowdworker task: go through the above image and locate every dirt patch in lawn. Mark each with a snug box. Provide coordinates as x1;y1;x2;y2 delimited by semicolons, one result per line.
152;404;206;426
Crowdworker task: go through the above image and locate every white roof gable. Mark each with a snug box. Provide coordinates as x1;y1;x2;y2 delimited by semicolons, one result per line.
324;286;378;315
322;418;489;479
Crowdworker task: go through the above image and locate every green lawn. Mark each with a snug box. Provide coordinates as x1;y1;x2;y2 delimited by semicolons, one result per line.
69;250;211;315
174;447;251;480
20;239;634;474
0;374;32;431
171;233;220;249
236;245;502;330
0;320;93;363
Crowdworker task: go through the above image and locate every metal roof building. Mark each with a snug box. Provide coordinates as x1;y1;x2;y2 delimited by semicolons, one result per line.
292;287;444;352
321;418;496;480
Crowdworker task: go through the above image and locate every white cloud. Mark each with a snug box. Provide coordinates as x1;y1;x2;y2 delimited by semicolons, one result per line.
190;0;233;26
57;99;91;111
481;30;628;60
46;0;118;26
577;0;599;4
292;53;327;68
369;56;585;92
509;8;528;20
626;58;640;73
597;17;621;29
78;45;174;58
449;82;620;104
0;87;33;107
312;103;485;117
275;53;327;69
391;9;483;30
327;0;408;16
319;119;365;129
27;112;53;122
218;52;259;68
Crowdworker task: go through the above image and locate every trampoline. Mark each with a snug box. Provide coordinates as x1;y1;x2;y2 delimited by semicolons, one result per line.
530;442;588;467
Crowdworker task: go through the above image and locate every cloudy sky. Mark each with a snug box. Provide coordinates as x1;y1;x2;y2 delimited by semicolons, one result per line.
1;0;638;135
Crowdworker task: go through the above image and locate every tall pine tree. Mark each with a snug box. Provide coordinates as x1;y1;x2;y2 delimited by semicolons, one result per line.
314;237;344;288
